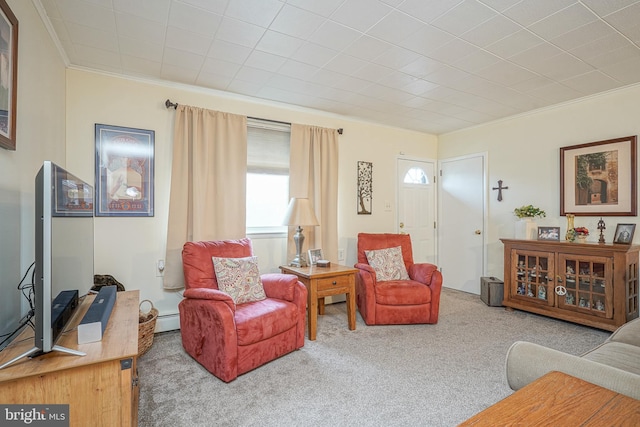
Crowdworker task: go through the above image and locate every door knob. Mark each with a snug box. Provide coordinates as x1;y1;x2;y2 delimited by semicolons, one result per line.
399;222;404;228
475;229;481;234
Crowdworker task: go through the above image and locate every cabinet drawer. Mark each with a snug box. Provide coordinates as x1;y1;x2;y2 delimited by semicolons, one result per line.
317;275;351;293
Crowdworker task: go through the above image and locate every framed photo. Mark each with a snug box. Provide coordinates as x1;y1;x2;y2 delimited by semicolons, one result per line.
0;0;18;151
537;226;560;241
613;224;636;244
95;124;154;217
308;249;323;266
560;136;637;216
52;163;93;217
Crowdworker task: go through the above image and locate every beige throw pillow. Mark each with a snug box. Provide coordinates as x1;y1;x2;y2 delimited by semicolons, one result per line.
212;256;267;304
364;246;410;281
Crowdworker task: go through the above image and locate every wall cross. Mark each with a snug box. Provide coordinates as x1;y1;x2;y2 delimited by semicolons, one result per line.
492;180;508;201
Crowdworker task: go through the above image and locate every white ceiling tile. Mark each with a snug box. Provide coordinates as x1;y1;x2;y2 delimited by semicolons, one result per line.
309;68;348;86
165;27;212;56
163;47;206;70
477;0;522;13
73;43;121;67
431;0;497;36
502;0;577;26
41;0;63;20
201;57;242;78
527;81;584;103
601;56;640;84
583;44;640;68
119;37;164;62
113;0;171;24
323;53;368;75
376;71;419;90
207;39;252;64
256;31;303;57
485;29;543;58
330;75;374;93
561;71;623;93
580;0;640;16
569;33;634;64
285;0;344;17
278;59;319;80
216;18;265;48
400;56;447;78
549;20;615;50
168;2;223;36
427;39;477;64
226;79;264;96
475;60;539;86
121;55;162;76
364;84;415;103
453;49;501;73
398;0;467;23
460;14;522;47
528;3;598;40
115;13;166;45
331;0;393;32
529;53;595;81
509;75;555;92
225;0;284;27
367;11;426;45
55;0;116;32
373;46;423;69
509;42;564;68
234;66;275;84
309;21;361;51
351;62;394;82
196;72;233;90
399;79;441;96
244;51;287;72
343;36;393;61
271;4;325;38
291;42;338;67
65;22;118;52
398;25;455;56
602;2;640;34
180;0;229;15
424;65;473;87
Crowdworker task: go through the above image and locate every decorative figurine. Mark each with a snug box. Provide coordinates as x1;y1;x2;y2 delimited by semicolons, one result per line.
538;285;546;300
598;217;606;243
565;293;575;305
595;300;605;311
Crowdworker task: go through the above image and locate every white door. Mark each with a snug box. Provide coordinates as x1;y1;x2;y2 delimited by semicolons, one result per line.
397;158;436;264
438;154;486;294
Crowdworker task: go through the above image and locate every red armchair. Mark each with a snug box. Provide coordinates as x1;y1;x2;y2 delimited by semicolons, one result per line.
355;233;443;325
179;238;307;382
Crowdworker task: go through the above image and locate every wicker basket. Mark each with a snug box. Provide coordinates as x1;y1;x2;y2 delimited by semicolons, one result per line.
138;299;158;356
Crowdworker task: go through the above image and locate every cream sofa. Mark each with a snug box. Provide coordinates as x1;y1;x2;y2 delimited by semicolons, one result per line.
505;317;640;399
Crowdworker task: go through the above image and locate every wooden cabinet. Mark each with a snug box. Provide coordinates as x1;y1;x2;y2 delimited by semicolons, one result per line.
501;239;639;331
0;290;140;427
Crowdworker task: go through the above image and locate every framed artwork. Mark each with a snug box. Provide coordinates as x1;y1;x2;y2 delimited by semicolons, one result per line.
613;224;636;244
537;226;560;241
560;136;637;216
308;249;323;266
357;161;372;215
52;163;93;217
0;0;17;151
95;124;155;217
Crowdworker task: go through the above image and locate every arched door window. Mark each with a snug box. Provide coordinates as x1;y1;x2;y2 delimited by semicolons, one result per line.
403;167;429;184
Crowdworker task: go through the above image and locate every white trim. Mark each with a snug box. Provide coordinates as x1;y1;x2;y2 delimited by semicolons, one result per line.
155;313;180;333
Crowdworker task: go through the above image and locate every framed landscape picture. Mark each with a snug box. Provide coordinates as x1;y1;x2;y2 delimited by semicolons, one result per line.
560;136;637;216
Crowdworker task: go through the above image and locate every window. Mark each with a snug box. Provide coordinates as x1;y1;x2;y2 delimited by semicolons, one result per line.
403;167;429;184
246;118;290;235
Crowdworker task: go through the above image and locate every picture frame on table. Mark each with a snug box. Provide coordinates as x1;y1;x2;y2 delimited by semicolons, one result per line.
613;224;636;244
308;249;323;266
0;0;18;151
537;226;560;241
95;124;155;217
560;136;637;216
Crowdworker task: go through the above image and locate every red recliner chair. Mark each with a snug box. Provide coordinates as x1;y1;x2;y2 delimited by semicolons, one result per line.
179;238;307;382
355;233;443;325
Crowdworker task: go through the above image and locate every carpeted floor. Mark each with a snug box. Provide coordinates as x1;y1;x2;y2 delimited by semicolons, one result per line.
137;288;610;426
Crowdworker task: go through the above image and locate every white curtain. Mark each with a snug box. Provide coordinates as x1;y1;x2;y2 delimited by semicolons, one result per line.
163;105;247;290
288;124;339;263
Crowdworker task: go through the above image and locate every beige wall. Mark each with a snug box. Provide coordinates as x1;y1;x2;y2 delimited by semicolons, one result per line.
0;1;66;333
439;84;640;278
65;69;437;328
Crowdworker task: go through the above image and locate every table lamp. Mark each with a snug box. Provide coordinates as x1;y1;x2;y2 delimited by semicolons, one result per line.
283;198;319;267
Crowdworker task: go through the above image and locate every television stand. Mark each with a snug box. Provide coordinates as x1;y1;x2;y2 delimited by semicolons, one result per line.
0;290;140;426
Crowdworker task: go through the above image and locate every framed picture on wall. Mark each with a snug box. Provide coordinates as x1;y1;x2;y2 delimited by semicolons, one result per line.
0;0;18;151
95;124;155;217
560;136;637;216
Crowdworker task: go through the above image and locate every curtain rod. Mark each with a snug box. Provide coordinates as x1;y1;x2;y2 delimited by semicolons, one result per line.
165;99;343;134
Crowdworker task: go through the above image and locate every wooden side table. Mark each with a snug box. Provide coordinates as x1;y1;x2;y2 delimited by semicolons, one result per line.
459;371;640;426
280;264;357;340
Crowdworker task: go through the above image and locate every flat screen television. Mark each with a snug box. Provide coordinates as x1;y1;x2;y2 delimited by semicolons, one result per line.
0;161;94;369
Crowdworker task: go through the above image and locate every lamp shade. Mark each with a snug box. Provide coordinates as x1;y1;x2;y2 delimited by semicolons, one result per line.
283;198;319;226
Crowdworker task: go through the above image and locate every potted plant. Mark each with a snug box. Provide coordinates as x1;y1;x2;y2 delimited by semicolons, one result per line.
514;205;546;240
574;227;589;243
